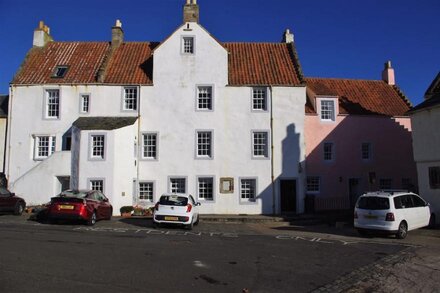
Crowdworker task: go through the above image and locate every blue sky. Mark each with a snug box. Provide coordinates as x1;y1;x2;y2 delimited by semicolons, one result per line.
0;0;438;105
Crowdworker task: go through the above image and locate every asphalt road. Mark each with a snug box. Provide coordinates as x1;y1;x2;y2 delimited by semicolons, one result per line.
0;215;420;293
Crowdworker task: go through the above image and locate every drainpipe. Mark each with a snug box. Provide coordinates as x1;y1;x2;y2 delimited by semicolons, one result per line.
136;85;141;204
269;86;275;215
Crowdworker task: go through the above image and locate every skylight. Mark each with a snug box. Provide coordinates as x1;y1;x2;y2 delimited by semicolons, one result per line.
52;66;69;78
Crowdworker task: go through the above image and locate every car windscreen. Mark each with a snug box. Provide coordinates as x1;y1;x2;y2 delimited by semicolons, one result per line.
159;195;188;206
59;191;88;198
356;196;390;210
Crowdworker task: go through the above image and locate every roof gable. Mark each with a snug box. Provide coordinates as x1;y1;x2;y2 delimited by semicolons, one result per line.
305;78;412;116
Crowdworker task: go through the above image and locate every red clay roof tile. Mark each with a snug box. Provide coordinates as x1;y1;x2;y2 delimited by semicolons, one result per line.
305;77;412;116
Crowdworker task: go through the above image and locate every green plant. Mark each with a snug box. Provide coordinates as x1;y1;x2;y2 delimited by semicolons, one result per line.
120;206;134;214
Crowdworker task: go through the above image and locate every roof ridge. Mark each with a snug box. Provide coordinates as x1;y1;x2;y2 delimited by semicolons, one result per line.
305;77;385;83
392;85;413;109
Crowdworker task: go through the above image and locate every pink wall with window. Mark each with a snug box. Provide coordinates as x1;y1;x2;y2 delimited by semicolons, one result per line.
305;114;417;210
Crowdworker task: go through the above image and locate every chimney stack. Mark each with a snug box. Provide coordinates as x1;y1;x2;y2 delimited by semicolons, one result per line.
33;21;53;47
183;0;199;23
382;60;395;85
111;19;124;47
282;29;294;44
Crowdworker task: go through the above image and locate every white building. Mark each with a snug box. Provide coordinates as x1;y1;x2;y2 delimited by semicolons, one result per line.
409;72;440;225
6;1;306;215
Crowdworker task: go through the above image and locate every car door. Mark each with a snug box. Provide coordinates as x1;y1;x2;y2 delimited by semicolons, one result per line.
0;188;14;211
96;192;112;219
410;194;430;228
189;195;199;221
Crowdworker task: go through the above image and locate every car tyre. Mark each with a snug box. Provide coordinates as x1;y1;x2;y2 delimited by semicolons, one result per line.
194;214;199;226
396;221;408;239
14;202;25;215
88;211;97;226
107;208;113;220
429;213;436;229
152;221;159;229
357;228;368;237
185;219;194;230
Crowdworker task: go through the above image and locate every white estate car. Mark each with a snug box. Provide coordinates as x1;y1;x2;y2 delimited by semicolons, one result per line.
354;191;432;239
153;194;201;230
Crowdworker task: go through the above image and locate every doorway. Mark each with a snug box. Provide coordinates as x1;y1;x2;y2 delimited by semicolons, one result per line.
280;179;297;213
349;178;361;208
57;176;70;193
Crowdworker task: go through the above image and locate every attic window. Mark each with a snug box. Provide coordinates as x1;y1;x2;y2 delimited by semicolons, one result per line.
52;66;69;78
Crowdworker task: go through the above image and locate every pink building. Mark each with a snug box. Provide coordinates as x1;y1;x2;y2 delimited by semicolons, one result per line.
304;62;417;211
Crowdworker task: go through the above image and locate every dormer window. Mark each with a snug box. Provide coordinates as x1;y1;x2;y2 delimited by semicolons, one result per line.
317;97;338;122
182;36;194;54
52;66;69;78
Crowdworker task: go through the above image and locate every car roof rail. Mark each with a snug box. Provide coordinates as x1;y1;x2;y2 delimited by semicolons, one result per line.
380;189;408;195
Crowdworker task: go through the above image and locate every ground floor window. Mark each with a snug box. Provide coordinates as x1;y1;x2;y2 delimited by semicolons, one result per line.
240;178;256;202
34;135;56;160
89;179;104;193
306;176;320;193
429;167;440;189
197;177;214;201
169;177;186;194
139;182;154;202
379;178;392;190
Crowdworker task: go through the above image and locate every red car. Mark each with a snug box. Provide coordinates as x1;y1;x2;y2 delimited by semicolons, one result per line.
0;187;26;215
47;190;112;225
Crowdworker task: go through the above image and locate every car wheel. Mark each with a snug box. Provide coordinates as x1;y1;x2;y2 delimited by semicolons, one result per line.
152;221;159;229
14;202;25;215
396;221;408;239
107;208;113;220
429;213;436;229
194;214;200;226
185;219;194;230
88;211;97;226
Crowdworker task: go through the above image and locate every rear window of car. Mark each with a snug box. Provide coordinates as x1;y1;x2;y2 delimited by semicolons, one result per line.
59;191;88;198
357;196;390;210
159;195;188;206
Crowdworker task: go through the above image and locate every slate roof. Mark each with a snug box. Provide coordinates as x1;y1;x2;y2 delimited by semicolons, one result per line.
73;117;138;130
12;41;303;86
305;78;412;116
409;72;440;113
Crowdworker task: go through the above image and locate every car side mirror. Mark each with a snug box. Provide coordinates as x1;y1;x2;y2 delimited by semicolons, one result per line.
103;198;109;202
196;202;201;206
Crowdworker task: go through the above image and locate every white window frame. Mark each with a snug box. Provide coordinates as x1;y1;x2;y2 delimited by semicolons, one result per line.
323;142;334;162
88;178;105;193
239;177;257;204
317;97;338;122
196;85;214;111
252;131;270;159
182;36;195;54
122;87;138;111
44;89;60;119
361;142;372;161
139;181;154;202
80;93;90;114
168;177;187;194
195;130;213;159
251;87;268;111
306;176;320;194
197;176;215;202
89;133;106;161
33;135;56;160
142;132;158;160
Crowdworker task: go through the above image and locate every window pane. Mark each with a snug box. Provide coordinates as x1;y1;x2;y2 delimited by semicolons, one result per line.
241;179;256;201
143;133;157;159
139;182;154;201
90;180;104;192
81;95;89;113
321;100;335;121
197;131;212;157
323;143;333;161
429;167;440;189
197;86;212;110
124;87;137;110
362;143;371;160
92;135;105;159
198;177;213;200
253;132;268;157
46;90;59;118
307;177;320;192
252;88;267;110
183;37;194;54
35;136;56;159
379;179;392;190
170;178;186;194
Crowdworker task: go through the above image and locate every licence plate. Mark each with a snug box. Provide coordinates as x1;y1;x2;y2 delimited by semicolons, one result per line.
164;216;179;221
364;214;378;219
59;205;74;210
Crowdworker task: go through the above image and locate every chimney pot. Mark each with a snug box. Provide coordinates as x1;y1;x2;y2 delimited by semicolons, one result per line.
111;19;124;47
382;60;396;85
33;20;53;47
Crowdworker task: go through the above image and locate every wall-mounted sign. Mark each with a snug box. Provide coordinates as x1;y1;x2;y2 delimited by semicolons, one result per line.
220;177;234;193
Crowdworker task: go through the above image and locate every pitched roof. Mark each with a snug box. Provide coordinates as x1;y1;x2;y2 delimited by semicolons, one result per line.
409;72;440;113
12;41;303;86
13;42;109;84
424;72;440;99
223;43;302;86
73;117;138;130
305;78;412;116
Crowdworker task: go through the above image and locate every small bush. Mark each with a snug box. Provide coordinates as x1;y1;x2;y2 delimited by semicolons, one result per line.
120;206;134;214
